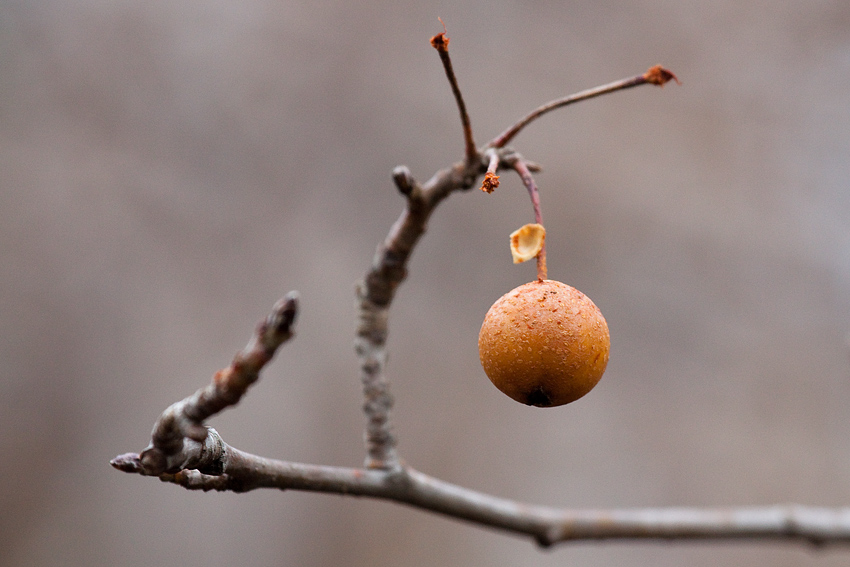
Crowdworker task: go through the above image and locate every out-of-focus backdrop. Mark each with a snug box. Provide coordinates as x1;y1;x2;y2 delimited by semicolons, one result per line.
3;1;850;565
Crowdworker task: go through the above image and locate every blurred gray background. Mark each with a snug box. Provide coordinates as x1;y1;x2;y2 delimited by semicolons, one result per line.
2;1;850;566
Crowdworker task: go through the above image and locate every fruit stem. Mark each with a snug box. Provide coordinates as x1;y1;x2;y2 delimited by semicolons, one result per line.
511;158;547;281
536;245;548;282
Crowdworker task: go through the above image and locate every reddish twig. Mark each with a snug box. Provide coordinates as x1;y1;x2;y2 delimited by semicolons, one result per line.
431;22;478;167
505;154;547;281
489;65;679;149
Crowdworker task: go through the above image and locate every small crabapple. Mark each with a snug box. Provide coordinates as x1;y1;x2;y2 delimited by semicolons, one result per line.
478;279;610;407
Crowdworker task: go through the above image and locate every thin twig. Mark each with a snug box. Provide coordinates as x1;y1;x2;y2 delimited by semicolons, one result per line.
489;65;679;149
113;442;850;548
431;24;478;167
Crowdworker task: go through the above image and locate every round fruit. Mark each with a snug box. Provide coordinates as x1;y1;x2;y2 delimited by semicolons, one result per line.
478;279;610;407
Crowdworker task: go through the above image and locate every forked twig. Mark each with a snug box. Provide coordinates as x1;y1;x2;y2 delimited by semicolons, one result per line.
121;293;298;476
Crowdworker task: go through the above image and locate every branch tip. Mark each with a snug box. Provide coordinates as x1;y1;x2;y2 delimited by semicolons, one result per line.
481;172;499;193
271;291;299;335
481;150;500;193
392;165;417;197
110;452;142;473
429;32;449;52
430;18;449;51
643;65;680;86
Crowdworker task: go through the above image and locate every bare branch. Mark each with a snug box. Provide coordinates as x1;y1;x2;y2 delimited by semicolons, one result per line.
489;65;679;149
134;293;299;476
113;439;850;548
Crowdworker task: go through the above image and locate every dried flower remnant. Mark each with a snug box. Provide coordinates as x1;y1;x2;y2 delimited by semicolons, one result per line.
481;172;500;193
430;17;450;51
643;65;680;86
430;31;449;51
509;223;545;263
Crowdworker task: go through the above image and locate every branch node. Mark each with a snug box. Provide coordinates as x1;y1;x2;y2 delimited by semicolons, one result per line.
534;527;560;548
185;423;209;442
139;447;168;475
392;165;419;198
195;427;227;475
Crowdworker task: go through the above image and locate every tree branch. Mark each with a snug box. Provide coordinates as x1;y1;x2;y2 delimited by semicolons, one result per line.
113;441;850;548
109;49;848;554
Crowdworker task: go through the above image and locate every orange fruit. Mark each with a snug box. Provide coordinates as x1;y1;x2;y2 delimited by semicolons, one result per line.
478;279;610;407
